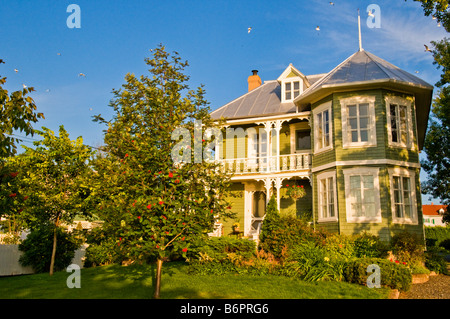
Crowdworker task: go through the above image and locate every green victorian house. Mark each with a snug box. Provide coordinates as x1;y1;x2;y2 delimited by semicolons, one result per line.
210;48;433;243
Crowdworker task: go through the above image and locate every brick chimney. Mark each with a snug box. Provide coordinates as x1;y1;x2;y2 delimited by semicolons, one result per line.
248;70;262;92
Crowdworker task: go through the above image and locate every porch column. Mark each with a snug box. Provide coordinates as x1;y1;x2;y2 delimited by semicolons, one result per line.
275;177;286;212
257;121;273;172
257;177;273;205
274;120;286;172
243;186;255;236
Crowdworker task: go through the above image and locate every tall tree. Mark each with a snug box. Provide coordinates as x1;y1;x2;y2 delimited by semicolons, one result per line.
0;155;28;243
0;59;44;158
91;45;234;298
413;1;450;212
17;126;94;275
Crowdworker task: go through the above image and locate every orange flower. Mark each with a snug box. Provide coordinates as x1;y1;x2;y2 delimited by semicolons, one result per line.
182;248;188;253
147;204;152;209
168;172;173;178
159;201;164;205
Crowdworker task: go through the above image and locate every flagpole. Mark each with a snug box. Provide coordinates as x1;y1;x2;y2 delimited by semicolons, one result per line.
358;8;363;51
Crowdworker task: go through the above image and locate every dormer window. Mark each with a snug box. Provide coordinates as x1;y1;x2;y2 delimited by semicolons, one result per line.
282;79;302;102
285;80;300;101
277;64;309;103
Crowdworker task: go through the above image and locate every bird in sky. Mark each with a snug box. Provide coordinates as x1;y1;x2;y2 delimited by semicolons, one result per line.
424;44;432;52
316;26;320;31
0;59;4;64
57;52;61;56
78;73;86;77
22;84;27;89
45;89;50;92
329;2;334;5
14;68;18;73
368;11;374;17
248;27;252;33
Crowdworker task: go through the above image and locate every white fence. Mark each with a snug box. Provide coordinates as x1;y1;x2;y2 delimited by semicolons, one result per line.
0;244;87;276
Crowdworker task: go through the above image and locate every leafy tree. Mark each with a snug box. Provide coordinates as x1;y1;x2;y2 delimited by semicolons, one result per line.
0;155;28;243
91;45;234;298
17;125;94;275
0;59;44;158
413;1;450;208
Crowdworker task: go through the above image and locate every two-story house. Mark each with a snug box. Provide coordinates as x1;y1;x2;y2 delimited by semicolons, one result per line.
210;48;433;243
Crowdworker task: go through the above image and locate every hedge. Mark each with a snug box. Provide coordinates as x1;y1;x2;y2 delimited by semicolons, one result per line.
425;226;450;247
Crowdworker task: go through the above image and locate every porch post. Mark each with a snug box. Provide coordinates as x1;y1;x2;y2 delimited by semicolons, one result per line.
275;177;286;212
257;178;273;205
274;120;285;172
257;121;273;172
244;188;255;236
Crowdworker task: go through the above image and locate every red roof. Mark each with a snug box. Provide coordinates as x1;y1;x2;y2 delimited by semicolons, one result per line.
422;205;447;216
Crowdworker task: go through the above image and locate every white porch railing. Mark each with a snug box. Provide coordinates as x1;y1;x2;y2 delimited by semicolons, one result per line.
219;152;311;174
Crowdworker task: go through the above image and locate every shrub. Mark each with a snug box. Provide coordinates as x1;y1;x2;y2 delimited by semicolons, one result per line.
84;226;128;267
439;238;450;251
259;215;324;259
258;195;280;245
187;238;274;276
351;232;389;258
18;225;80;273
424;247;449;275
425;226;450;247
284;241;346;282
188;236;256;261
390;231;425;265
343;258;412;292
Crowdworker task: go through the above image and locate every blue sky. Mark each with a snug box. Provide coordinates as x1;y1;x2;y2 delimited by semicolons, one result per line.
0;0;447;203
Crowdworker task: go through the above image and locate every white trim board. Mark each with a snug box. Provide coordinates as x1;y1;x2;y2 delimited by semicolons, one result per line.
311;159;420;173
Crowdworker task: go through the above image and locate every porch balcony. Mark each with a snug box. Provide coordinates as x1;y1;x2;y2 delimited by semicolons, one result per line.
219;152;311;175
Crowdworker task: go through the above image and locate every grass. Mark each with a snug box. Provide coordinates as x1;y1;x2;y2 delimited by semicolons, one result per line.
0;261;390;299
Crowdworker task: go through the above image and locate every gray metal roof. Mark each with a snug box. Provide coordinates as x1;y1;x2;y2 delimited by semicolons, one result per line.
210;80;295;120
296;49;433;106
211;74;323;120
211;49;433;150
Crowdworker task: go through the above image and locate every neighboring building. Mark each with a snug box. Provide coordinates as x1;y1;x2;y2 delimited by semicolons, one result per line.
423;204;447;227
210;48;433;242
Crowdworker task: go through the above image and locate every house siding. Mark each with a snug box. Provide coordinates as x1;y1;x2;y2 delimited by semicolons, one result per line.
309;89;424;242
223;182;245;235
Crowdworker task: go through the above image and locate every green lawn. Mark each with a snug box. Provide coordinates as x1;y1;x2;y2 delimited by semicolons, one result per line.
0;261;389;299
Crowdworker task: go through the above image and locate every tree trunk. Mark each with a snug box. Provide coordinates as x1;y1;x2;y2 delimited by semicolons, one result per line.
49;217;60;276
154;258;163;299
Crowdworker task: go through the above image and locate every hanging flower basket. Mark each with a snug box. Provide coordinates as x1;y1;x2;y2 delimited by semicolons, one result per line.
285;184;306;200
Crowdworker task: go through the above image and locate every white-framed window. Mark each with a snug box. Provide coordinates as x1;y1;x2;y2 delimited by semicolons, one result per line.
247;127;268;169
343;167;381;223
385;96;414;149
281;78;302;102
313;101;333;154
317;171;338;222
289;122;311;153
388;168;418;224
340;96;377;148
